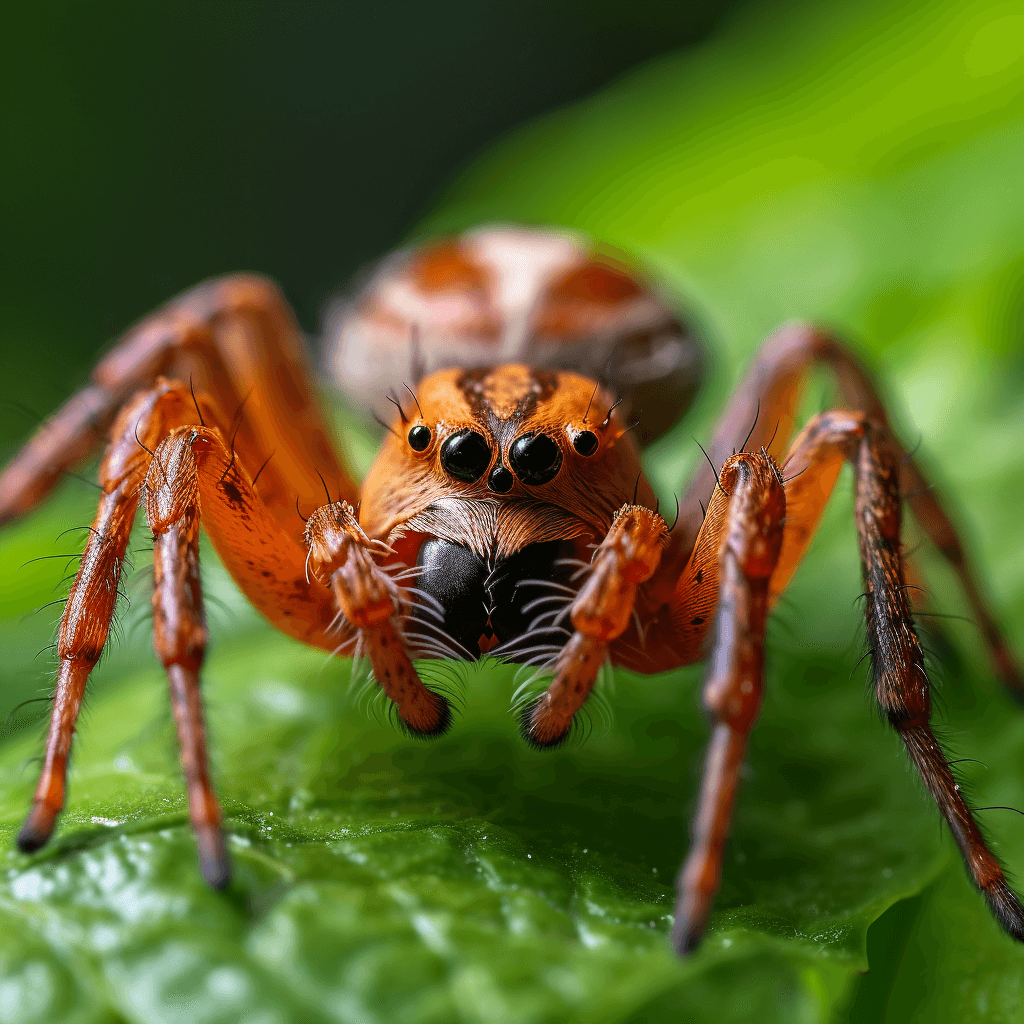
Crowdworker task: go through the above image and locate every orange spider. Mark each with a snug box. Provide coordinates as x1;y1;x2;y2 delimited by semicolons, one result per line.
2;224;1021;956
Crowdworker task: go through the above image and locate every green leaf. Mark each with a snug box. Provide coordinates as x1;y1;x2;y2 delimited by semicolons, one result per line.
3;0;1024;1020
881;869;1024;1022
0;626;889;1022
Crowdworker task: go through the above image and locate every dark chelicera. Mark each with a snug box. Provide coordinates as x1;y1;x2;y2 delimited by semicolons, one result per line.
413;538;576;659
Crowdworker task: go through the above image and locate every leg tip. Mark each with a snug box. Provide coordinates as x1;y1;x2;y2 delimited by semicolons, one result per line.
16;825;50;854
670;890;711;957
984;878;1024;942
518;699;571;750
195;824;232;889
670;921;703;957
402;691;453;739
16;804;58;853
202;858;232;891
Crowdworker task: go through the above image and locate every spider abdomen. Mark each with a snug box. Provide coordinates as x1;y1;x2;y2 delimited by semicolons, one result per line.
326;224;705;447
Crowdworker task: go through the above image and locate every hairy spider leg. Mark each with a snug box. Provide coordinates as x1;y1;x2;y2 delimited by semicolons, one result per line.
672;450;786;954
773;411;1024;939
535;388;1022;949
668;411;1024;954
146;438;227;886
139;413;448;736
16;375;383;883
667;322;1022;701
16;382;205;856
0;274;357;530
305;501;451;736
521;505;668;747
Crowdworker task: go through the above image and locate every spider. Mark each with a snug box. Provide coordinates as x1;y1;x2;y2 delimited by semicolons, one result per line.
2;224;1022;957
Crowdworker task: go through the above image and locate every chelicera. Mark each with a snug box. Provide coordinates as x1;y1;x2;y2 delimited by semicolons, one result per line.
2;224;1022;956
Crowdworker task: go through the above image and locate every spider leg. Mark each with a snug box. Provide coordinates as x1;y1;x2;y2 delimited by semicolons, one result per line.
521;505;668;747
305;502;451;736
777;410;1024;939
146;444;227;886
672;450;786;954
16;382;201;853
17;378;349;874
667;323;1022;699
0;274;356;528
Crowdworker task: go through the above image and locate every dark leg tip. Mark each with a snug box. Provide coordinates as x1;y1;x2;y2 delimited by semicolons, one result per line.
672;932;701;957
402;691;453;739
670;915;704;957
16;805;57;853
984;878;1024;942
670;889;713;958
16;824;51;854
518;700;571;750
195;824;232;890
202;858;232;890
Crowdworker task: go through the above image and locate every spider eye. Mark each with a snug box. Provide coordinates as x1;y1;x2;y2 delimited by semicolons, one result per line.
509;432;562;485
440;429;491;482
408;425;431;451
573;430;599;457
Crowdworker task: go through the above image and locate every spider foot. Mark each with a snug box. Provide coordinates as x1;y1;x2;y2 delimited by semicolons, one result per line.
519;695;573;750
669;907;706;957
518;632;606;749
983;877;1024;941
400;689;453;739
16;802;59;854
194;823;232;889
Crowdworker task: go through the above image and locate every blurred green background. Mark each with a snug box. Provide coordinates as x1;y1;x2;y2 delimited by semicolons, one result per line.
0;0;740;442
1;1;1023;1022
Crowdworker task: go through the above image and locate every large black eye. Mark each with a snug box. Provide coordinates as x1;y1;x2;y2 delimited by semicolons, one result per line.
440;429;491;482
509;432;562;485
408;425;431;451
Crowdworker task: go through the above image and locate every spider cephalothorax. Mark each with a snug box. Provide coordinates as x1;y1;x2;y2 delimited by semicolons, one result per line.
364;365;650;549
2;223;1022;956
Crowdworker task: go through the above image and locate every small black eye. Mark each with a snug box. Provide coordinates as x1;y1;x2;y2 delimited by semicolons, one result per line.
509;432;562;485
573;430;599;457
408;425;431;451
440;429;491;482
487;464;514;493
